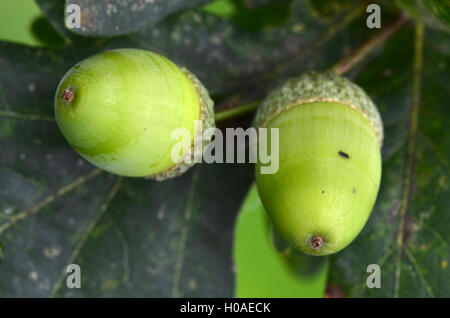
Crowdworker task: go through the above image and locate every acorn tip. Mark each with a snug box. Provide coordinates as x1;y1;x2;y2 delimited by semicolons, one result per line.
311;236;323;250
61;89;74;103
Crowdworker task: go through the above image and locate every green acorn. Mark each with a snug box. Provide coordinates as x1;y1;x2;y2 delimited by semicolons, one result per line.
54;48;214;180
254;71;383;256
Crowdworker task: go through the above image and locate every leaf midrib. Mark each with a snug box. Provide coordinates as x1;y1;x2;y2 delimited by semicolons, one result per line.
393;22;434;298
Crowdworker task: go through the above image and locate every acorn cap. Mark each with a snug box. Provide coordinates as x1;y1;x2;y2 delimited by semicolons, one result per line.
150;68;215;181
253;71;383;147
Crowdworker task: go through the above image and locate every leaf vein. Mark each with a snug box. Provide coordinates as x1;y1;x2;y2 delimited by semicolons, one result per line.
403;246;435;297
394;22;424;298
172;169;200;298
50;176;123;297
0;169;102;235
0;110;55;122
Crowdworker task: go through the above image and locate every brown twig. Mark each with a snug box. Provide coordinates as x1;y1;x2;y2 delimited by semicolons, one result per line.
331;13;409;76
260;4;365;83
215;13;409;123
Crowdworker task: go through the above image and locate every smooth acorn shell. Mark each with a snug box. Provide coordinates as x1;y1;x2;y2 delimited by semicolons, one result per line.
54;48;214;179
254;72;383;256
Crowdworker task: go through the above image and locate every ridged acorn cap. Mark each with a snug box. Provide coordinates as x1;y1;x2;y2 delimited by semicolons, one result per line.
253;71;383;147
150;68;215;181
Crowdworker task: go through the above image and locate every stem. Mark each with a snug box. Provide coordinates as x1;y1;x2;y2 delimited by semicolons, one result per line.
215;12;409;123
331;13;409;76
259;4;365;83
214;101;261;123
213;4;365;123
